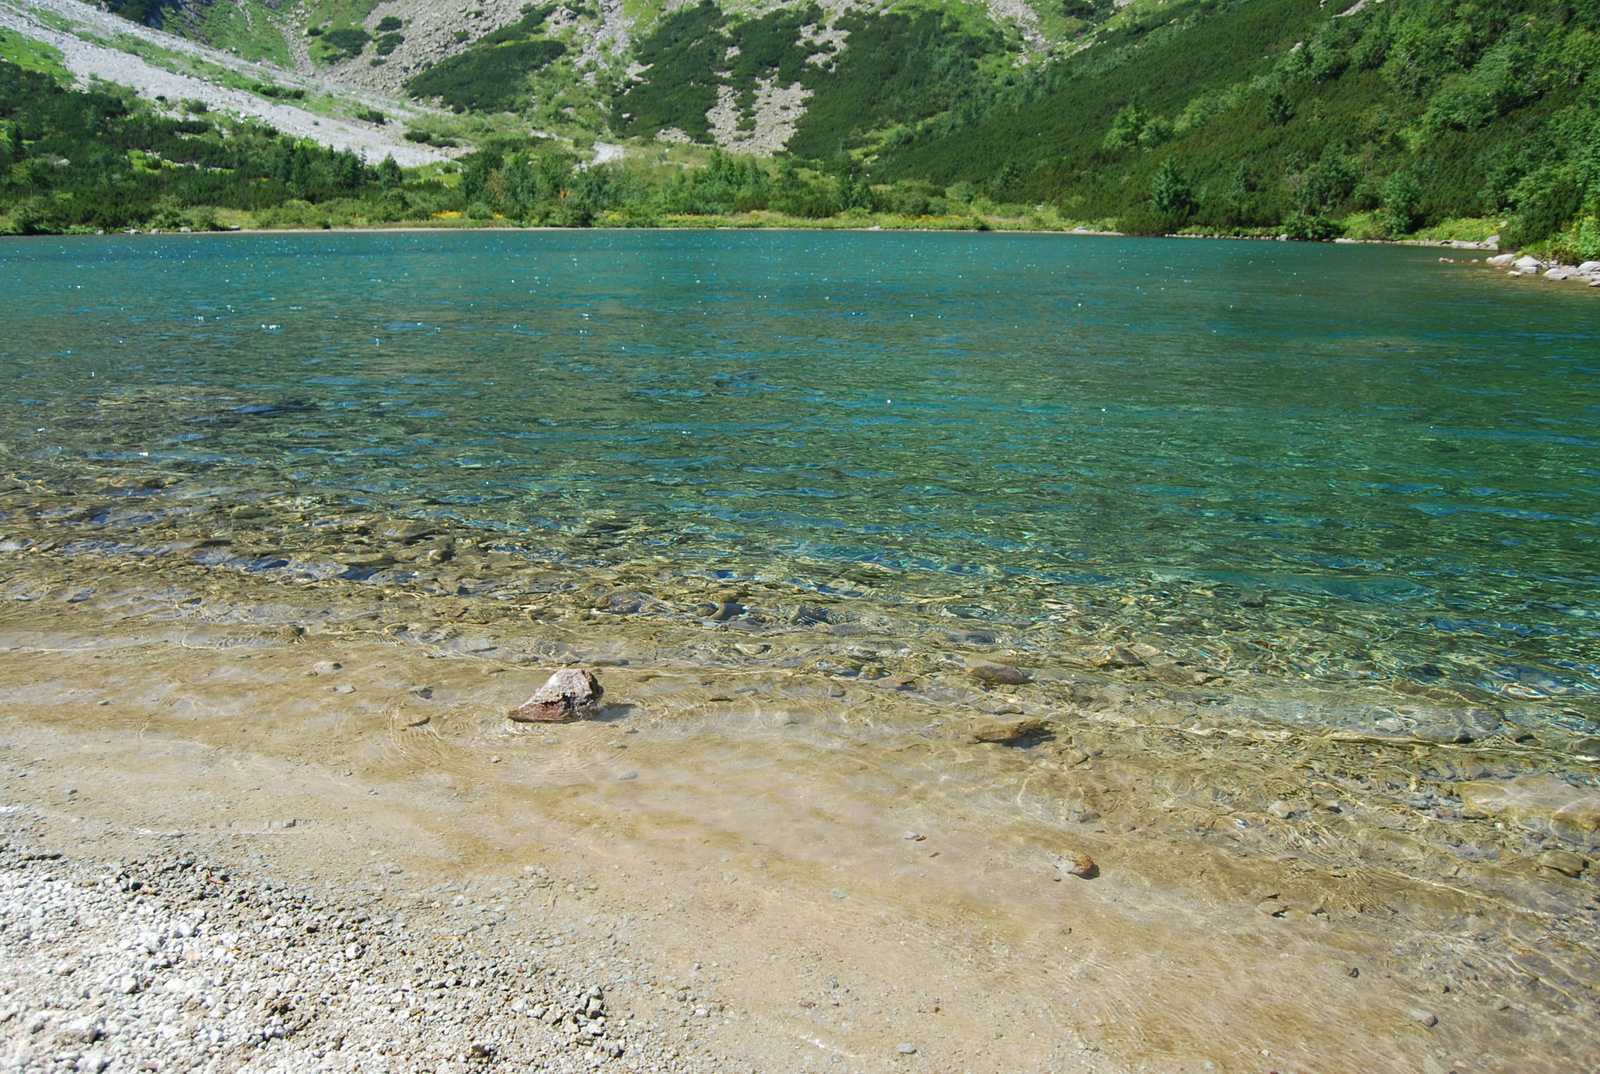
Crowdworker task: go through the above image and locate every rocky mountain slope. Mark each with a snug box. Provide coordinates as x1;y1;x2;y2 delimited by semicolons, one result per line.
2;0;1597;254
55;0;1086;152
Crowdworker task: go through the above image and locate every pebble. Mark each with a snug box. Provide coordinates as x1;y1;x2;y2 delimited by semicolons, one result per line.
897;1042;918;1054
1410;1009;1439;1028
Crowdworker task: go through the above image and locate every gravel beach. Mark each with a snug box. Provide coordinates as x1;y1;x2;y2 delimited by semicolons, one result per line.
0;801;713;1074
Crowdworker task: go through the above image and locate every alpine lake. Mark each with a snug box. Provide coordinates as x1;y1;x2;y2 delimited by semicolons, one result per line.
0;229;1596;1073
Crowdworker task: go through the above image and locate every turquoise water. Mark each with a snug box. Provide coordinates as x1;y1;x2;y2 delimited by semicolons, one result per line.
1;230;1598;730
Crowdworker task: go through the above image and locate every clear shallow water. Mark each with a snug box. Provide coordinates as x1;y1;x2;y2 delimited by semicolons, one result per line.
1;230;1598;731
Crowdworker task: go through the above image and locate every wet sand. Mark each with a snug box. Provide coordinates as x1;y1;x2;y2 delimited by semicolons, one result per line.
1;520;1597;1074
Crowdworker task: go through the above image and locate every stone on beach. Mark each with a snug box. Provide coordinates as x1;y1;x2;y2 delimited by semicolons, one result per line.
1512;255;1541;272
1051;850;1096;878
1486;253;1516;266
508;668;605;722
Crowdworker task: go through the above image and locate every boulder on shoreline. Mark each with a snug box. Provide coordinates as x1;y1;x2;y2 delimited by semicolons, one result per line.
508;668;605;722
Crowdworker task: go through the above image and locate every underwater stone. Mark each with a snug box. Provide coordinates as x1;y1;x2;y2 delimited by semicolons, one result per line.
967;662;1031;685
508;668;605;722
1457;776;1600;839
1091;646;1145;669
1535;849;1586;877
971;717;1047;743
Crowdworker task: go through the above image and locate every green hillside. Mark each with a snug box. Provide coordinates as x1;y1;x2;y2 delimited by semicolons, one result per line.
873;0;1600;254
5;0;1599;255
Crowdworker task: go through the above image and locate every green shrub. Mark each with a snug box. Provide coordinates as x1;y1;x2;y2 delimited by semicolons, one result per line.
318;29;370;60
1379;169;1421;234
406;6;564;113
1149;156;1196;217
1504;164;1582;247
1283;210;1340;239
1103;102;1148;150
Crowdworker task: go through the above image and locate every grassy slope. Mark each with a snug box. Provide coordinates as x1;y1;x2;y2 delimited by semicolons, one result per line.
0;31;70;81
195;0;293;66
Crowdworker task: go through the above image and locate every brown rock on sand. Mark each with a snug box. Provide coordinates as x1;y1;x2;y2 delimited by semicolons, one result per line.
508;668;604;722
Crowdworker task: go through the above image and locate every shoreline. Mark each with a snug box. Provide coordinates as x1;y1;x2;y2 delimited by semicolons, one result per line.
1;536;1597;1072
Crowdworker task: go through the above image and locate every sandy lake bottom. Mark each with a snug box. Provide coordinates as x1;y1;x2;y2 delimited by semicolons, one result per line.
0;527;1596;1074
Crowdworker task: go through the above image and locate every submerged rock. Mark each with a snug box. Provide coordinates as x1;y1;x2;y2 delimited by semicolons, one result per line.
967;661;1031;686
508;668;605;722
1536;849;1586;877
1091;646;1145;669
1457;776;1600;840
971;717;1048;743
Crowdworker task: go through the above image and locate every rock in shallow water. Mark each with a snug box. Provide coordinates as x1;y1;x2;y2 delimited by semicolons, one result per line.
1457;776;1600;839
1536;849;1587;877
967;661;1031;686
1091;646;1145;669
508;668;605;722
971;717;1048;743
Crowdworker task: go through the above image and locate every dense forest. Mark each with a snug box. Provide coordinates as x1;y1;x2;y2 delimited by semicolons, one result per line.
2;0;1599;258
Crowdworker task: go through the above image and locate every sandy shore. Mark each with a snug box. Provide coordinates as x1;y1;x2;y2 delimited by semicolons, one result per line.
0;529;1596;1074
